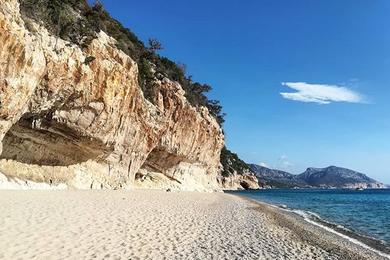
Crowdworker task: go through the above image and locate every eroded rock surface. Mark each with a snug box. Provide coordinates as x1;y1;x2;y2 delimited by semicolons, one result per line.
0;0;224;191
218;171;260;190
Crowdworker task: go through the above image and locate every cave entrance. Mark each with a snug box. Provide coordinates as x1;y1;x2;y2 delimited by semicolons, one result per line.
142;148;184;173
135;148;187;183
0;116;112;166
240;181;250;190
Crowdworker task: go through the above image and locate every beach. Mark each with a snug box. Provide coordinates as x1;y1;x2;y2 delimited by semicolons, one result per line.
0;190;387;260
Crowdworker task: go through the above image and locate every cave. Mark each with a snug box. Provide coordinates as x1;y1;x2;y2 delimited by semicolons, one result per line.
136;148;188;183
240;181;251;190
142;148;186;173
0;115;112;166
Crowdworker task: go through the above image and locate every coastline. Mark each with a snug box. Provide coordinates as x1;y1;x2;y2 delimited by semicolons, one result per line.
0;189;388;260
233;193;390;260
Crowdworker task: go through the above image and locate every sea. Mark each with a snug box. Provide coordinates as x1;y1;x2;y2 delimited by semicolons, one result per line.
230;188;390;255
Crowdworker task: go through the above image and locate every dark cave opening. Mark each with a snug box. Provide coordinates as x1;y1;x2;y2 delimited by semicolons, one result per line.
240;181;251;190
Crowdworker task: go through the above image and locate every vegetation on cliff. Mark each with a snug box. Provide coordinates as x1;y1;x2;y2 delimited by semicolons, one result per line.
19;0;225;125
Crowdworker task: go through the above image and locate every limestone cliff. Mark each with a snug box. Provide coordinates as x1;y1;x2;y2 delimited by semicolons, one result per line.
218;172;260;190
0;0;225;191
218;147;260;190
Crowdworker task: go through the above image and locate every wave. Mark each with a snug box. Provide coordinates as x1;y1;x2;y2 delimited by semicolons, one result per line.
274;204;390;259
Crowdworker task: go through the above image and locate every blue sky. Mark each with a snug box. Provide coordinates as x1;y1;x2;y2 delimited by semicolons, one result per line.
97;0;390;183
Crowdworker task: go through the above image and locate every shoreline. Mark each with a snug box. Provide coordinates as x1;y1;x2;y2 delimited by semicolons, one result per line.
296;208;390;257
229;189;390;257
232;193;390;260
0;189;388;259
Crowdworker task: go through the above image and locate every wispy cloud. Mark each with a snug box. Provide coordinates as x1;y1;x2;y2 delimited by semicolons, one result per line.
277;155;293;170
280;82;365;104
259;162;269;168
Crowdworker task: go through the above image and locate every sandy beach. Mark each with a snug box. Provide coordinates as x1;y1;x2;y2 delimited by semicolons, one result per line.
0;190;387;260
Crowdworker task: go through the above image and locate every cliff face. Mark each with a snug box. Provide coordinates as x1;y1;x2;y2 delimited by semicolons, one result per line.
0;0;224;191
218;147;260;190
217;171;259;190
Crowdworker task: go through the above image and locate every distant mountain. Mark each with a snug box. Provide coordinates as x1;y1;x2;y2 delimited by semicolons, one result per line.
250;164;385;189
249;164;306;188
297;166;385;189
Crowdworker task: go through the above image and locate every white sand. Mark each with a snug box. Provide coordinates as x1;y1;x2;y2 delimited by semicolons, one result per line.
0;172;68;190
0;190;331;259
0;190;383;259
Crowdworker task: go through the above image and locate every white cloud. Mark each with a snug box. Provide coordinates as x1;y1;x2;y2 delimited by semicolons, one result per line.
280;82;365;104
277;155;293;170
259;162;268;168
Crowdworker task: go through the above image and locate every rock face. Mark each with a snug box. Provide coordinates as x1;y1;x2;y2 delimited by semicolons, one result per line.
250;164;385;189
219;148;259;190
217;171;259;190
0;0;224;191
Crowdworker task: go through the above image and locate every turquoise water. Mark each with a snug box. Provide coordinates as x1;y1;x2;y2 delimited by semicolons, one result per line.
231;189;390;245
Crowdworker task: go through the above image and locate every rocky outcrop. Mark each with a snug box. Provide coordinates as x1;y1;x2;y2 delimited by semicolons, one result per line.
219;147;260;190
0;0;224;191
217;171;259;190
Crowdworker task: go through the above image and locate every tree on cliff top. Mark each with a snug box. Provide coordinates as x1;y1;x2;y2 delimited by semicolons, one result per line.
148;38;163;53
